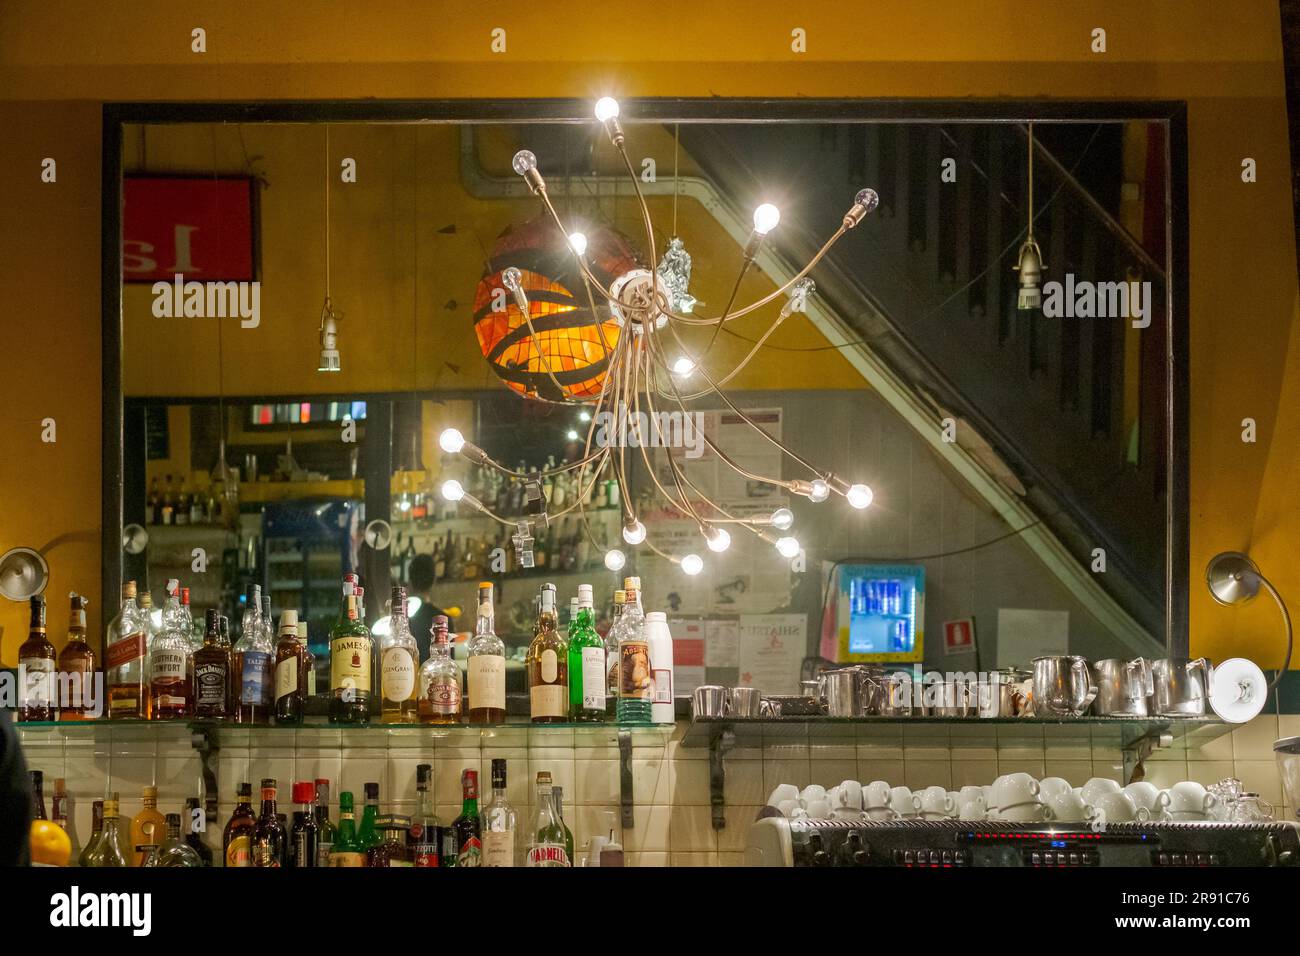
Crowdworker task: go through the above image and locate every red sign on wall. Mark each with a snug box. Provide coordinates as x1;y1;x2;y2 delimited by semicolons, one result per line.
123;177;256;283
943;618;976;657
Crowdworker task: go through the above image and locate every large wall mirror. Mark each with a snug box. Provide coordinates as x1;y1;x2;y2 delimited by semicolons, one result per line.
105;101;1187;701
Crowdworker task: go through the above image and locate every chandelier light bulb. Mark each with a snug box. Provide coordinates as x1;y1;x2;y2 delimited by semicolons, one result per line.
846;483;874;509
808;479;831;503
604;549;627;572
775;536;801;558
440;480;465;503
752;203;781;236
705;526;732;553
439;428;465;454
594;97;621;122
681;553;704;576
568;232;588;257
671;356;696;376
622;519;647;545
771;507;794;531
511;150;538;175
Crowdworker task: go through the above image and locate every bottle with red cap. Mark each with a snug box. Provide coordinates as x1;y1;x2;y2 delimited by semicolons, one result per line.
289;781;319;867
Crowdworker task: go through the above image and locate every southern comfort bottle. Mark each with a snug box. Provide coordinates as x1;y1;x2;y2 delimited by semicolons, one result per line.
466;582;505;724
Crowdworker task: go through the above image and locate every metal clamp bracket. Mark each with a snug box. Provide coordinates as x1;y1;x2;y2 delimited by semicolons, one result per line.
709;728;736;831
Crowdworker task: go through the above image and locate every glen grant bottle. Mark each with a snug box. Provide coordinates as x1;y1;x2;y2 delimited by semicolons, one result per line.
329;577;373;724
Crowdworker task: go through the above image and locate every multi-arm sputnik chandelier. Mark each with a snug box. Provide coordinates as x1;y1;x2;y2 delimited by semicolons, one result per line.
438;98;881;576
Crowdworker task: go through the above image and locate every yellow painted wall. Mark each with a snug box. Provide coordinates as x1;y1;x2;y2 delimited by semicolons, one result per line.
0;0;1297;670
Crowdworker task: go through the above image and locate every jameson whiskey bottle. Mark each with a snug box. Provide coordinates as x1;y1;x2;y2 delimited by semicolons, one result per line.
329;577;373;724
467;582;505;724
106;581;150;720
18;596;55;721
193;610;232;720
380;586;419;723
527;583;568;723
418;615;461;724
57;593;95;721
453;770;483;867
567;583;605;721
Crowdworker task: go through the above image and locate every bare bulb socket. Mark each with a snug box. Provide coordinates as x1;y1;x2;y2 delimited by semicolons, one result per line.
523;167;546;195
603;116;625;147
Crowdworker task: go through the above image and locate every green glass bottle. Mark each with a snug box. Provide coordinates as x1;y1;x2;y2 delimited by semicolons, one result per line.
567;584;606;721
328;791;365;867
328;575;372;724
357;782;381;858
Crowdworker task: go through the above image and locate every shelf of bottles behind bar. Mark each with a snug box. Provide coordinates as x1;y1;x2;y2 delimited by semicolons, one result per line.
24;570;670;866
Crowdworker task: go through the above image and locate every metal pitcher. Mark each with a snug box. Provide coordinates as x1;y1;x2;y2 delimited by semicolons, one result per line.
1092;658;1154;716
877;671;915;716
1032;656;1098;717
824;668;863;717
1151;658;1213;717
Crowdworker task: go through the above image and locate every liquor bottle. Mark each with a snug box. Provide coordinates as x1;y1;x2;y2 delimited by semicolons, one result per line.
180;588;201;650
567;584;606;721
369;816;414;867
605;590;625;717
18;596;55;721
183;797;213;865
130;784;166;866
553;785;575;865
84;794;128;867
527;584;568;723
193;609;232;720
380;586;419;723
329;791;366;867
482;758;517;867
231;585;273;724
357;782;381;856
137;590;158;649
78;799;104;867
56;593;95;721
222;782;256;867
644;611;675;723
313;779;336;867
51;778;68;830
142;814;203;867
418;614;461;724
329;578;373;724
274;609;308;724
525;772;570;867
149;585;193;719
466;582;505;724
31;770;46;819
453;769;483;867
289;781;318;867
106;581;150;720
299;621;317;698
251;778;287;867
410;764;441;867
615;578;652;725
147;476;160;524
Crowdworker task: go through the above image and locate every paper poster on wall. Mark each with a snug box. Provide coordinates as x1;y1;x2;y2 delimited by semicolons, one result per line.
704;617;739;668
996;608;1069;668
737;613;807;695
669;618;707;695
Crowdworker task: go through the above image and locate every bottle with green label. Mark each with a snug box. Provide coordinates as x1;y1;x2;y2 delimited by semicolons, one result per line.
328;791;365;867
329;575;372;724
567;584;606;721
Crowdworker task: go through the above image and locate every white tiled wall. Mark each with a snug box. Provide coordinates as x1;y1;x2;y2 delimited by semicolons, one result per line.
17;714;1296;866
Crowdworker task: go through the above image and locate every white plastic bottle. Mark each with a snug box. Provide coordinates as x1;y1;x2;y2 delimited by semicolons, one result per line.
643;611;675;724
